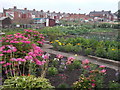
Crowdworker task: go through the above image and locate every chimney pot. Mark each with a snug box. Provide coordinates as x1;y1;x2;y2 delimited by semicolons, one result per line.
14;6;17;9
24;8;27;10
41;10;43;12
47;10;50;13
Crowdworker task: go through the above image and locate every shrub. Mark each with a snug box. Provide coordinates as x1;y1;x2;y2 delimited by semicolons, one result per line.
73;60;81;69
59;61;66;72
47;67;58;76
85;48;93;55
66;57;75;71
95;47;107;58
63;44;74;52
66;64;75;71
72;74;96;89
1;75;54;89
98;23;111;28
73;60;106;89
0;29;46;78
107;47;119;60
112;24;120;29
73;45;82;53
51;58;59;67
108;81;120;89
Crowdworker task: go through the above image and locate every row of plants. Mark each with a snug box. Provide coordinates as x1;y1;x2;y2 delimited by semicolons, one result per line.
59;20;120;29
96;23;120;29
80;32;118;41
51;37;119;61
39;26;114;35
38;26;116;42
2;25;116;42
1;28;24;35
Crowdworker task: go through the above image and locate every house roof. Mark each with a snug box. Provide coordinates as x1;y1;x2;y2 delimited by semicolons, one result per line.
0;17;8;20
89;11;111;15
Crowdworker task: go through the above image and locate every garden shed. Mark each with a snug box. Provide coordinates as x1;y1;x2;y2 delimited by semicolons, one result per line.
33;18;56;27
0;17;12;28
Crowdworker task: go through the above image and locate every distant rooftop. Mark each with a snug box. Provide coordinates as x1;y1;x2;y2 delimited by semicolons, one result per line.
0;17;7;20
89;10;111;14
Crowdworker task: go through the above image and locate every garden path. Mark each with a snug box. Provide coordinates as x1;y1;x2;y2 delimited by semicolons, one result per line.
41;41;119;71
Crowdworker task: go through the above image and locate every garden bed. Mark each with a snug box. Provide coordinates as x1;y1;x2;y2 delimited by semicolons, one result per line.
51;36;119;61
46;67;117;88
43;54;119;88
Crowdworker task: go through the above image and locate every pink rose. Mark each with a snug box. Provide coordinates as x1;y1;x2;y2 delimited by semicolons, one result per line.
100;69;106;73
99;65;105;68
0;61;5;64
68;57;75;61
82;59;89;64
0;54;4;56
91;83;96;87
56;54;63;59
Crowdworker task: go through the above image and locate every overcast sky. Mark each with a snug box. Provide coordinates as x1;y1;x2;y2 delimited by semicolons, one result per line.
0;0;119;14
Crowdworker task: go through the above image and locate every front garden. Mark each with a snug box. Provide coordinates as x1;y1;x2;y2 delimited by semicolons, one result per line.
0;25;120;89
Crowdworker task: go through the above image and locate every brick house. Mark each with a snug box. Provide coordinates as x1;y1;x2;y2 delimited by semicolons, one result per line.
61;13;93;22
3;6;33;24
89;10;117;22
3;6;65;25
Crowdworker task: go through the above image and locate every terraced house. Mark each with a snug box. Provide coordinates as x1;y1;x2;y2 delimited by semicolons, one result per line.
61;13;93;22
2;6;117;25
3;6;67;25
89;10;117;22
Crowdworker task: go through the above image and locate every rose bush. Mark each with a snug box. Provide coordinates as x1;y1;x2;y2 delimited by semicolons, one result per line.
0;29;47;78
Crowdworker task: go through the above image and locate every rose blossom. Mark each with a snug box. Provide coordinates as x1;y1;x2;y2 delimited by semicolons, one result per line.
100;69;106;73
68;57;75;61
56;54;63;59
0;54;4;56
82;59;89;64
99;65;105;68
0;61;5;64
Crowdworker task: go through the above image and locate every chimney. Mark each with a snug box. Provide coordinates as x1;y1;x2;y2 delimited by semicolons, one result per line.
41;10;43;12
14;6;17;9
24;8;27;10
109;10;111;13
47;10;50;13
33;9;35;11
